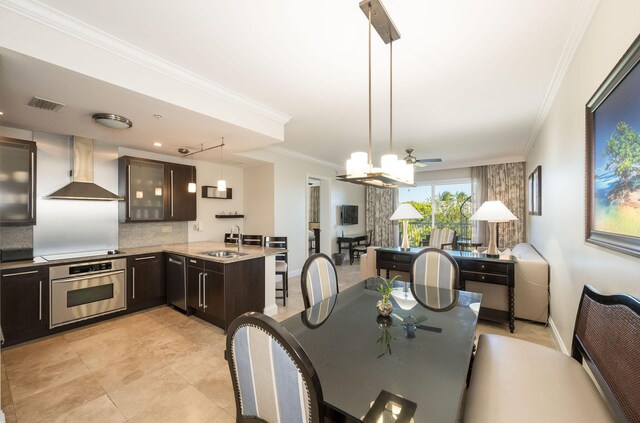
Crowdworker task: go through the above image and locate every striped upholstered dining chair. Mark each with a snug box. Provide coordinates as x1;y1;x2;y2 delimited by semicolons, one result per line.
301;253;339;309
424;228;457;250
410;247;460;311
226;312;324;422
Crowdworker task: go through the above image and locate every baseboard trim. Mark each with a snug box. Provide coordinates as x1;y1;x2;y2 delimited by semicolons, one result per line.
549;316;569;355
289;268;302;278
263;303;278;317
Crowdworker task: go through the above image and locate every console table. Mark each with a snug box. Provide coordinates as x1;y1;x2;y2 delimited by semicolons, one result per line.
376;247;517;332
336;234;367;265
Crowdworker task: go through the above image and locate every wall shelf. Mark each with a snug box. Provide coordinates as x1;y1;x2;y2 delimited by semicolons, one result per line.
215;214;244;219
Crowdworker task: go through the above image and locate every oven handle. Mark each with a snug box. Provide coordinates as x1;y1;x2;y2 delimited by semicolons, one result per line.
51;270;125;284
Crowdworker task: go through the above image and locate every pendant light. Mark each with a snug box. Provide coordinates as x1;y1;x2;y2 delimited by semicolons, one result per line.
188;166;196;193
337;0;414;188
217;137;227;192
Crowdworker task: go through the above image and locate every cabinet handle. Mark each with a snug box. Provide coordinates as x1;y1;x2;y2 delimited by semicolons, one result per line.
170;170;174;217
135;255;156;261
0;326;4;345
203;273;207;309
189;259;197;264
39;280;43;321
127;165;131;218
31;152;35;219
132;267;136;299
2;270;39;277
168;258;183;265
198;272;203;307
481;265;485;269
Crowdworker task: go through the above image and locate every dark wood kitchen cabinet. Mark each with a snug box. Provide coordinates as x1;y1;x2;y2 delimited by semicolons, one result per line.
165;163;197;221
1;265;49;346
119;156;196;222
0;136;37;226
187;256;264;330
127;253;166;312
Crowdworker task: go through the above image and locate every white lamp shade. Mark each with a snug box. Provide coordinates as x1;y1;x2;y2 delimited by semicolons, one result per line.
470;200;518;222
390;203;423;221
217;180;227;192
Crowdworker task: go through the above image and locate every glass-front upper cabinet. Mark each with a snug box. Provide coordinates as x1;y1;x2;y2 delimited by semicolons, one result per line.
119;157;164;222
0;136;37;226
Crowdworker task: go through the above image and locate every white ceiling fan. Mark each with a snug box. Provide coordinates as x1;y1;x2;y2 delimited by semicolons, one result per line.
403;148;442;168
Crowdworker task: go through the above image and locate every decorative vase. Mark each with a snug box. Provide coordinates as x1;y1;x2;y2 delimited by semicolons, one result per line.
376;299;393;317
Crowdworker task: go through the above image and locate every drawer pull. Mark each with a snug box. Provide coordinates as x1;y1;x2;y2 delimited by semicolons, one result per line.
135;255;156;261
190;259;197;264
481;275;485;280
481;265;485;269
2;270;39;277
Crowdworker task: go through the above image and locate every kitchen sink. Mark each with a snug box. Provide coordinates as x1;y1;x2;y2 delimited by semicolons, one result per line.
199;250;247;258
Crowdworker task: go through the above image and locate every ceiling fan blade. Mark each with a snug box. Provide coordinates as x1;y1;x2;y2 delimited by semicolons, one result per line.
414;161;428;168
417;158;443;163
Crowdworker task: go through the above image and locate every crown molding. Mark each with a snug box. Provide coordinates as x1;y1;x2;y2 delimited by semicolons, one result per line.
0;0;291;126
523;0;601;156
262;145;344;170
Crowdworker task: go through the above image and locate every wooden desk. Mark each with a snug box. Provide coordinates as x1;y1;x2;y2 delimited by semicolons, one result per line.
376;247;517;332
336;234;367;264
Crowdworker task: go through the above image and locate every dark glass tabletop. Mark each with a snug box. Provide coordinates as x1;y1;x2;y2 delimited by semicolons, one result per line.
282;278;483;422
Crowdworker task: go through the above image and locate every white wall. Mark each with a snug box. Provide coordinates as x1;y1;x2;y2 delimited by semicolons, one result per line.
244;164;275;236
239;149;365;273
118;147;244;243
526;0;640;351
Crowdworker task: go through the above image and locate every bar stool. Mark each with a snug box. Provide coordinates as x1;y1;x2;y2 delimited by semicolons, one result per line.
264;236;288;306
242;234;263;246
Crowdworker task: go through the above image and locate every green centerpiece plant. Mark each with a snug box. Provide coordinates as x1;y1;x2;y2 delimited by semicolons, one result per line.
376;275;398;317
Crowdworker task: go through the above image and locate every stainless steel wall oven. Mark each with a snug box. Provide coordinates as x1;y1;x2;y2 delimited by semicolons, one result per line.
50;258;126;328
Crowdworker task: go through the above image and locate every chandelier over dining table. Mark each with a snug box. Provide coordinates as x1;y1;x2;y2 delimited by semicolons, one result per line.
337;0;415;188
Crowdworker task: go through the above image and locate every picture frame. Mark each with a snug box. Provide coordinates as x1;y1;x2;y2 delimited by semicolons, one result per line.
585;34;640;258
528;166;541;215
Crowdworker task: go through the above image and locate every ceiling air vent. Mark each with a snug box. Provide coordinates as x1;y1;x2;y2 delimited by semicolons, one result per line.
28;96;65;111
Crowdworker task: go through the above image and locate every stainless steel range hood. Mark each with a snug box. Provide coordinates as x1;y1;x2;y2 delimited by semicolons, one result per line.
46;136;123;201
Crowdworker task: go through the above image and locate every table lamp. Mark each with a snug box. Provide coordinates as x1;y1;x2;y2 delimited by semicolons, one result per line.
390;203;423;250
469;200;517;258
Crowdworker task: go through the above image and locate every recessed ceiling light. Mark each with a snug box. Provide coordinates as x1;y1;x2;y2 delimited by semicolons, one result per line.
0;112;4;115
92;113;133;129
154;114;162;119
153;142;162;147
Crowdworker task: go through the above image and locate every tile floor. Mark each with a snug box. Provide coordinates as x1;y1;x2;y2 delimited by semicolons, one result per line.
1;261;555;422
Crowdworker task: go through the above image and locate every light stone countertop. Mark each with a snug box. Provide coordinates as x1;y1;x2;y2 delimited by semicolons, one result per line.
0;241;284;270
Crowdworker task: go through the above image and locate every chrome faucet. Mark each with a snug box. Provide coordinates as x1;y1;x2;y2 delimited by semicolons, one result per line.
232;225;241;252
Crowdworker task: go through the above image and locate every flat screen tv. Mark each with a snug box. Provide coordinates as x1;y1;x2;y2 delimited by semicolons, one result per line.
342;205;358;225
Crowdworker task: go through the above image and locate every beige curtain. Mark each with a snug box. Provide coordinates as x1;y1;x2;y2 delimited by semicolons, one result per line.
365;187;397;247
471;166;488;245
309;186;320;223
487;162;526;248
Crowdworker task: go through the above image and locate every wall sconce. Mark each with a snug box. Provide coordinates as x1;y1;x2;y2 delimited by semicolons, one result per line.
188;183;196;193
154;188;162;196
135;191;143;199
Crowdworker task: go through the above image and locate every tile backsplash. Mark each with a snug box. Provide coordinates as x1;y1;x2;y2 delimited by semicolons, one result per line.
118;222;188;249
0;226;33;249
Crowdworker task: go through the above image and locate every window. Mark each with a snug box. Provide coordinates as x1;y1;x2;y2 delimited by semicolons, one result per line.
398;181;472;246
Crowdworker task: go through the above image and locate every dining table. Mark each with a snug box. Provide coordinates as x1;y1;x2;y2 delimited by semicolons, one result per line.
281;278;483;422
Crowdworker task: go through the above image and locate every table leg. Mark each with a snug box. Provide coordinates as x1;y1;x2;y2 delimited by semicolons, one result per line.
349;241;354;265
508;285;515;333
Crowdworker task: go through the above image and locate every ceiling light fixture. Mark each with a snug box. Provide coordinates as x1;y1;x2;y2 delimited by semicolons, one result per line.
153;142;162;147
217;137;227;192
92;113;133;129
337;0;414;189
